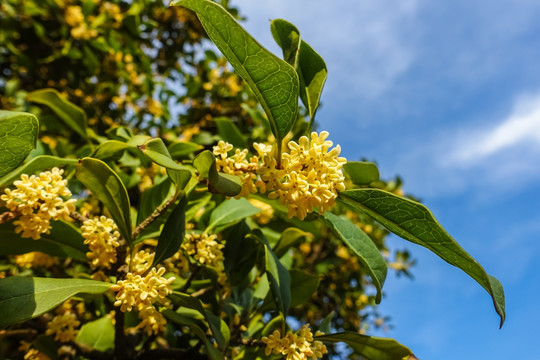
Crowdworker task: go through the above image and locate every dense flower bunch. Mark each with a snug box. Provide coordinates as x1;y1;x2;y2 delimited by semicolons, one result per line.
0;168;76;239
214;131;346;220
261;324;328;360
182;233;226;284
15;251;59;269
81;216;120;269
45;313;80;342
111;267;174;335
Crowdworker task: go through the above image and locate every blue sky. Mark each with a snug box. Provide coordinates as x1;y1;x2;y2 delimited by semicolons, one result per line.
232;0;540;358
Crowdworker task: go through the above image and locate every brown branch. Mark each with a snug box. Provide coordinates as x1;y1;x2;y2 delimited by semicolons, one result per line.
70;211;89;223
0;328;37;339
131;194;178;239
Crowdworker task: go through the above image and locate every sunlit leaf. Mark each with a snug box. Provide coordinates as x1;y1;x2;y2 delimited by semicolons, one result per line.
0;155;77;188
343;161;380;185
0;110;39;178
76;317;115;353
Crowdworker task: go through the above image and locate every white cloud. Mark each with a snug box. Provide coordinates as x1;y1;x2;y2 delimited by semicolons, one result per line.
451;93;540;164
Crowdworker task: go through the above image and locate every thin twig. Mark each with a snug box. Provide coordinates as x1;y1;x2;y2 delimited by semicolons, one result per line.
0;211;17;224
131;194;178;239
70;211;89;223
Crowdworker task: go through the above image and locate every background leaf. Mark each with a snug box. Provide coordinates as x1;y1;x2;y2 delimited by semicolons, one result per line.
289;269;319;308
340;189;506;326
270;19;300;66
76;317;115;353
315;332;416;360
0;110;39;178
207;198;261;233
343;161;380;185
215;117;246;148
320;211;387;303
76;158;132;245
0;277;111;328
0;156;77;188
26;89;87;139
152;197;187;266
172;0;299;142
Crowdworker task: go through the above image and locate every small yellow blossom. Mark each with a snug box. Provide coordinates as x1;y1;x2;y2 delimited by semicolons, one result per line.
45;313;80;342
213;141;259;198
249;198;274;224
128;248;155;275
81;216;120;269
182;233;224;268
1;168;76;239
111;267;175;335
261;325;327;360
15;252;59;269
19;342;51;360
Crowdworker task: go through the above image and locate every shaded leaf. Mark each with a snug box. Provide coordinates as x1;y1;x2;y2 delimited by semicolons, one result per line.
0;277;111;328
152;197;187;266
26;89;87;138
289;269;319;308
171;0;299;142
193;150;242;197
91;140;133;161
315;332;415;360
76;158;132;245
340;189;506;326
319;211;387;303
273;227;310;258
207;198;261;233
168;141;203;159
270;19;301;66
76;317;115;353
0;110;39;178
215;117;246;148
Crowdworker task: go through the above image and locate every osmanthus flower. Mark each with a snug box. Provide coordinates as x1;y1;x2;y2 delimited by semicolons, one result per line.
213;140;259;198
45;313;80;342
15;251;59;269
1;168;76;240
81;216;120;269
111;267;175;335
19;341;50;360
261;324;328;360
182;232;227;284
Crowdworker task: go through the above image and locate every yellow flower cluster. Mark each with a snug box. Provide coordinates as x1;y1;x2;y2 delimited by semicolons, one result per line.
214;131;346;220
213;141;259;198
19;342;50;360
182;233;226;284
64;6;97;39
111;267;174;335
45;313;80;342
249;198;274;225
128;248;155;274
1;168;76;239
15;252;59;269
261;325;328;360
81;216;120;269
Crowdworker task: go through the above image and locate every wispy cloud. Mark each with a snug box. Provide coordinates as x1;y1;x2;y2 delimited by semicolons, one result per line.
450;93;540;164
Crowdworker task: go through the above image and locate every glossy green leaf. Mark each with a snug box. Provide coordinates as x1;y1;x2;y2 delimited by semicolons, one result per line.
0;110;39;178
0;221;86;260
91;140;133;161
223;222;260;285
289;269;319;308
340;189;506;326
315;332;416;360
215;117;246;148
0;156;78;188
171;0;299;142
169;292;230;350
168;141;203;159
26;89;87;138
343;161;380;185
249;229;290;316
76;158;132;245
76;317;115;353
270;19;301;66
207;197;261;233
319;211;387;303
137;178;173;225
193;150;243;197
152;197;187;266
270;19;327;121
0;277;111;328
318;311;334;334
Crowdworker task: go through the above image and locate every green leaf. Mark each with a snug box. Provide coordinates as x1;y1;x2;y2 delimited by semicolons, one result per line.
0;156;78;188
315;332;416;360
76;158;132;245
152;197;187;266
248;229;290;316
0;221;86;260
91;140;133;161
340;189;506;327
270;19;301;66
289;269;319;308
26;89;87;139
193;150;243;197
137;178;173;225
273;227;310;258
76;317;115;353
343;161;380;185
318;311;334;334
215;117;246;148
0;110;39;178
0;277;111;328
270;19;327;121
207;198;261;233
169;292;230;350
168;141;203;159
319;212;387;304
223;222;260;285
171;0;299;142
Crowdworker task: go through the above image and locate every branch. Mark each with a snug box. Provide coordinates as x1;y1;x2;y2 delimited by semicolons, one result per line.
131;194;178;239
0;211;17;224
70;211;89;223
